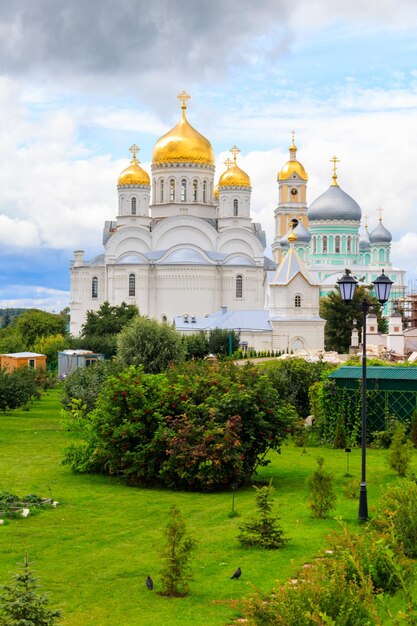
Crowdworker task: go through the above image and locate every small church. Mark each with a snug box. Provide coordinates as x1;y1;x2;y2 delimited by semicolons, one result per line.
69;91;406;353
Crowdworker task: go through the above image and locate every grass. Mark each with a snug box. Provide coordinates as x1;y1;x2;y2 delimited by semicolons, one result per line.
0;388;416;625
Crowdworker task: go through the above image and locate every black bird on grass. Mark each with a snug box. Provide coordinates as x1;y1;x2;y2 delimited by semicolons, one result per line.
146;576;154;590
231;567;242;580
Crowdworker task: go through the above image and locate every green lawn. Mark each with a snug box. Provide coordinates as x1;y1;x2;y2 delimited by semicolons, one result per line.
0;388;415;625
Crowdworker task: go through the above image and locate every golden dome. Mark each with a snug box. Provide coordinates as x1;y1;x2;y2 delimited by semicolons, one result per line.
213;184;219;200
152;91;215;167
218;146;251;189
278;134;308;182
118;144;150;186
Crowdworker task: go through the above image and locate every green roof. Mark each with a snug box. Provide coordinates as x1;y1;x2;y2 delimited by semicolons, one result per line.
329;366;417;381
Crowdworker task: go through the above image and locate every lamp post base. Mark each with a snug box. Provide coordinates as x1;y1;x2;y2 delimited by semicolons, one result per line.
358;483;368;521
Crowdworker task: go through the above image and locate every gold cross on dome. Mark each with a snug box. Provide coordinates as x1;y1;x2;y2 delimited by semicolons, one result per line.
230;145;241;162
224;157;233;169
129;144;140;160
177;90;191;108
364;213;369;229
330;155;340;186
378;206;384;222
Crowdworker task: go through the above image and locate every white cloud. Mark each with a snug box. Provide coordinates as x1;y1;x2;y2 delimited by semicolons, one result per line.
0;286;70;312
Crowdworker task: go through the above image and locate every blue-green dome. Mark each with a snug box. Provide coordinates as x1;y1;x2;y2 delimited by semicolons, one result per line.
369;221;392;244
359;228;370;250
309;185;361;221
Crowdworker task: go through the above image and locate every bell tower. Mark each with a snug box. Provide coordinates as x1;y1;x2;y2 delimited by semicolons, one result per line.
272;132;309;263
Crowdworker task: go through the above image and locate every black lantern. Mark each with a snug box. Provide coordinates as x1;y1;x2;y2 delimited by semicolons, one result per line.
337;269;358;302
372;269;393;304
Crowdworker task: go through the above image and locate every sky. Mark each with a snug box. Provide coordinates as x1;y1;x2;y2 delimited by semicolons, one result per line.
0;0;416;311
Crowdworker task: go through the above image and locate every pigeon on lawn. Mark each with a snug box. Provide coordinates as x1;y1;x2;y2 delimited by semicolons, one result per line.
146;576;154;590
231;567;242;580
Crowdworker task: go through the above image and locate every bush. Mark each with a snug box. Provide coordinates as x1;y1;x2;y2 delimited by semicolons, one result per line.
63;362;297;491
238;481;288;549
410;409;417;448
307;457;337;518
159;506;195;597
60;360;118;416
388;423;413;477
333;413;347;448
373;479;417;558
242;556;376;626
0;367;41;412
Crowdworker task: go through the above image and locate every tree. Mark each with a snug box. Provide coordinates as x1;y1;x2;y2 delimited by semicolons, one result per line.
388;423;413;477
320;284;388;353
238;480;288;549
12;309;68;348
80;302;139;357
159;506;196;597
307;457;337;518
208;328;240;357
0;554;61;625
182;332;209;359
116;316;185;373
32;334;69;371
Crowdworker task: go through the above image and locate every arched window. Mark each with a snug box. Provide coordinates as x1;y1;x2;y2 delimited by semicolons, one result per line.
129;274;136;297
313;236;317;254
160;179;164;202
170;179;175;202
192;180;198;202
335;235;340;253
92;276;98;299
295;294;301;308
203;180;207;203
323;235;328;253
236;274;243;298
233;199;239;216
181;179;187;202
379;248;385;263
131;197;137;215
347;235;351;253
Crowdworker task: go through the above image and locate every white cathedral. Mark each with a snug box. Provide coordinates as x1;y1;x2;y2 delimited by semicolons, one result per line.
69;91;406;353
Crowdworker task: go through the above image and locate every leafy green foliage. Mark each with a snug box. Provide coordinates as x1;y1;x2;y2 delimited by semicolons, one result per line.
159;506;196;597
242;555;376;626
328;523;413;595
63;362;296;490
182;332;209;360
320;284;388;353
333;413;347;448
261;358;335;419
373;480;417;558
207;328;239;357
80;301;139;357
60;360;118;415
238;481;288;549
0;554;61;625
0;368;42;412
32;334;69;371
410;409;417;448
307;457;337;518
116;316;185;373
12;309;68;348
388;422;413;477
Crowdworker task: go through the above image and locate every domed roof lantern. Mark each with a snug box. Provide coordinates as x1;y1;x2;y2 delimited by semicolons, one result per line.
218;146;251;189
359;214;371;250
278;131;308;182
308;156;362;221
369;208;392;243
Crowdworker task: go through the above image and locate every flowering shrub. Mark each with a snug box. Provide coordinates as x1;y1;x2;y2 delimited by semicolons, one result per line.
63;362;296;490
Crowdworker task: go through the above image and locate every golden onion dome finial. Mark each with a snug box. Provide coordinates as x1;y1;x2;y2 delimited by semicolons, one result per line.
287;223;297;244
152;91;214;167
129;143;140;161
290;129;297;152
330;155;340;186
378;206;383;222
118;144;150;187
230;145;241;164
364;213;369;229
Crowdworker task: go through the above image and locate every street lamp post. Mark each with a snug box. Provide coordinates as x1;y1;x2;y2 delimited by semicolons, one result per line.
337;268;393;521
